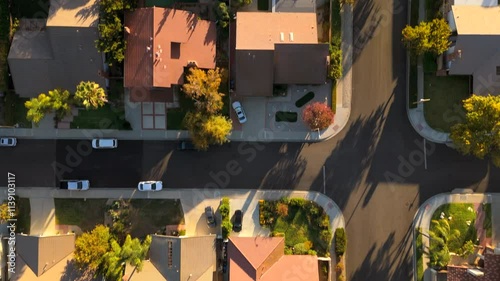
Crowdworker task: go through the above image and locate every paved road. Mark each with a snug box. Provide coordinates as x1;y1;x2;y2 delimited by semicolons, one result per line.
2;1;500;281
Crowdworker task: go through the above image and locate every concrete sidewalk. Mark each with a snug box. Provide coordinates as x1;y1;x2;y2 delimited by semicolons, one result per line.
405;0;450;145
413;192;499;281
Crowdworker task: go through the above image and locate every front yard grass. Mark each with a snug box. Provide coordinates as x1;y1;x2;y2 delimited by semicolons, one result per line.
260;198;332;257
129;199;184;238
3;91;32;127
71;104;131;130
431;203;477;252
54;199;108;232
16;197;31;234
423;74;469;132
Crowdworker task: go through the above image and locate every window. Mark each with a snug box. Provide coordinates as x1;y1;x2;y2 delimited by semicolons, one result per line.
171;42;180;59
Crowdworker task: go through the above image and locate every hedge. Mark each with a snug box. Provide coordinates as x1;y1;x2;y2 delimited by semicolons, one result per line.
335;228;346;257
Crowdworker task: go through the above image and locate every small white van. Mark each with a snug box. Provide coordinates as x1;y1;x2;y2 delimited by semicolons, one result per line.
92;138;118;149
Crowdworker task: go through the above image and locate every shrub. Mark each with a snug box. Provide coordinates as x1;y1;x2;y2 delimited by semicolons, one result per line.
293;242;311;254
307;249;317;256
284;247;293;255
222;220;232;239
289;198;306;208
318;213;330;229
335;262;344;274
220;197;230;221
338;275;345;281
302;102;335;131
276;203;289;217
271;231;285;237
178;229;186;236
335;228;346;257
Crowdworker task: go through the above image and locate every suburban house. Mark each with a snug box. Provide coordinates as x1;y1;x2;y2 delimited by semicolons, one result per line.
446;245;500;281
126;234;217;281
234;12;329;97
7;0;106;98
445;5;500;95
9;234;82;281
124;7;217;103
227;236;320;281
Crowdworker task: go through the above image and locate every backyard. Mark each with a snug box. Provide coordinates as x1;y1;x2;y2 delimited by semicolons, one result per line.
54;199;108;232
423;74;469;132
259;198;332;257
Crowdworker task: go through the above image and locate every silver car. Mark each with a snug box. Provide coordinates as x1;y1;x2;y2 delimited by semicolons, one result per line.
92;138;117;149
232;101;247;124
138;181;163;191
0;137;17;147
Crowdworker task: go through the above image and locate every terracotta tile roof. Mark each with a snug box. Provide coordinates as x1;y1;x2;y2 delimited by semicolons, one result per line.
235;12;318;50
124;7;216;90
228;237;319;281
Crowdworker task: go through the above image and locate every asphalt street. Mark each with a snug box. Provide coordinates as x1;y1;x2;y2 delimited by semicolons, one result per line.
1;1;500;281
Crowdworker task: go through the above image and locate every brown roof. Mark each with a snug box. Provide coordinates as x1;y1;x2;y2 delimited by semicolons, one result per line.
228;237;319;281
235;12;318;50
124;7;216;90
483;252;500;281
274;44;329;85
235;50;274;96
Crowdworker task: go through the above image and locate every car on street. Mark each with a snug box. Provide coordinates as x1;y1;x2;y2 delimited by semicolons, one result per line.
232;210;243;232
178;141;196;151
205;206;216;227
138;181;163;191
0;137;17;147
92;138;117;149
231;101;247;124
60;180;90;190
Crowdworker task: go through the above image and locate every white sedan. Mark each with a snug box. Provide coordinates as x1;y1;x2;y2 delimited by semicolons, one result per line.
0;137;17;147
232;101;247;124
138;181;163;191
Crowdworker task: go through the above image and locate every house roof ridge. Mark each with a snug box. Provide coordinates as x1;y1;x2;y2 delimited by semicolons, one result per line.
230;236;284;269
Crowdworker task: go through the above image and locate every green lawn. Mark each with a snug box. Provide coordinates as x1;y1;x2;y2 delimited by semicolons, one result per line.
71;104;131;130
129;199;184;238
16;197;31;234
482;203;492;238
423;53;437;73
416;228;424;281
11;0;50;18
423;74;469;132
3;92;32;128
54;199;108;232
431;203;477;252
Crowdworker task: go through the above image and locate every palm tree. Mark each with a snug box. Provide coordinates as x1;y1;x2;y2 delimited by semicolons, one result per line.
74;81;108;110
425;219;460;270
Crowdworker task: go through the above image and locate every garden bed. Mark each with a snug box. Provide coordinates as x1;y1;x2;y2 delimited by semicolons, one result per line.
295;92;315;108
259;198;332;256
275;111;297;122
54;199;108;232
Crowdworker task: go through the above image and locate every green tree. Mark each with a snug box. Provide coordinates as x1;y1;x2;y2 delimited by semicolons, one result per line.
183;112;232;151
74;225;111;270
75;81;108;109
0;203;10;223
182;67;225;115
450;95;500;166
25;89;71;125
231;0;252;8
215;2;230;29
102;235;152;281
426;219;460;270
402;18;450;56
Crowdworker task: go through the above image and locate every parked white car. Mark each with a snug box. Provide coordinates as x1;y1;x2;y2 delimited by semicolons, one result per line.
60;180;90;190
138;181;163;191
92;138;117;149
0;137;17;147
231;101;247;124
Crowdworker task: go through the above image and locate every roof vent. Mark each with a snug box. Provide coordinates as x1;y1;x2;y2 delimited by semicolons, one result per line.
124;26;131;34
280;32;284;42
467;269;484;277
289;32;294;42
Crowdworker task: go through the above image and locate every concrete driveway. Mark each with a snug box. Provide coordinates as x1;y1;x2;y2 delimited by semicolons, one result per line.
228;197;270;237
181;197;221;237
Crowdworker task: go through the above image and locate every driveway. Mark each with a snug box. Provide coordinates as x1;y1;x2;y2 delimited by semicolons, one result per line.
228;197;270;237
180;196;221;236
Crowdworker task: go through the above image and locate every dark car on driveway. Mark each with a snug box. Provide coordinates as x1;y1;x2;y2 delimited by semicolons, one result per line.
205;206;216;228
233;210;242;232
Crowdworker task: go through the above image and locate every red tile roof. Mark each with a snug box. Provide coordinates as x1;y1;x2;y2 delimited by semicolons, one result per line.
227;237;319;281
124;7;216;90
